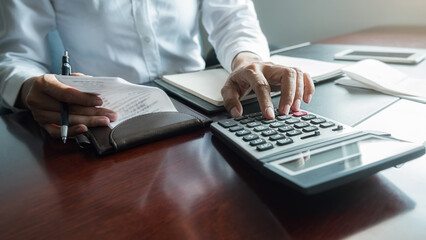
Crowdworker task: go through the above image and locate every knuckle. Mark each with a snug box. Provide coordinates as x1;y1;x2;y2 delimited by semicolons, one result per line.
293;67;303;73
221;88;230;99
61;88;75;103
283;68;297;79
283;92;294;102
95;107;111;116
221;84;231;95
242;66;257;77
256;81;270;89
296;83;304;96
25;94;38;108
87;116;104;127
38;75;51;87
93;107;104;115
288;68;297;76
32;78;44;89
283;86;295;99
245;63;258;71
254;79;270;89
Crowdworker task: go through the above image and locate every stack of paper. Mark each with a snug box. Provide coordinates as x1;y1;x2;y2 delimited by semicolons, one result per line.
336;59;426;103
162;55;345;106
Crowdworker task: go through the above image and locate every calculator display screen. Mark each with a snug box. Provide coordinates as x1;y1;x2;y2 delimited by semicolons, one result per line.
278;137;414;175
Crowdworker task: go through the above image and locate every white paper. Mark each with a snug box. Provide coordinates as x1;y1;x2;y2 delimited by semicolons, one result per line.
56;75;177;128
335;77;426;104
162;69;228;106
341;59;426;98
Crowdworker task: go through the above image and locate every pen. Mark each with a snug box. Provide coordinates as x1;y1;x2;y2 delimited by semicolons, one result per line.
61;51;71;143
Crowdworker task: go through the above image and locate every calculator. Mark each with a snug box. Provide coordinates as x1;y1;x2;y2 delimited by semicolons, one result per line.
211;110;425;194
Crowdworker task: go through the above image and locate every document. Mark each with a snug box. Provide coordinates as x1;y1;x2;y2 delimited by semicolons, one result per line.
161;55;344;106
56;75;177;128
337;59;426;103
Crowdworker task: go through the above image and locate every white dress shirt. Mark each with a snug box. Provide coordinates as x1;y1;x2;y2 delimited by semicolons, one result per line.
0;0;269;109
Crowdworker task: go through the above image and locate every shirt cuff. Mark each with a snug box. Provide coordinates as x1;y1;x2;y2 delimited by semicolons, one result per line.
220;43;270;73
1;71;43;110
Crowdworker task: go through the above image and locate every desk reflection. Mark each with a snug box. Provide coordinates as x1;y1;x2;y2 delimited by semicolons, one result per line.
211;134;415;240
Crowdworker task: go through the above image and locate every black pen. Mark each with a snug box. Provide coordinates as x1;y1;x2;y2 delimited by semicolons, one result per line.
61;51;71;143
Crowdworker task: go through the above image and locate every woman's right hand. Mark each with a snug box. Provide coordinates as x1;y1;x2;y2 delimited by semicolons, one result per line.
18;74;117;139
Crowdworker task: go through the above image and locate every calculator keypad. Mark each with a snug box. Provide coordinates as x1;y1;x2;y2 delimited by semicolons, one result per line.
218;110;344;152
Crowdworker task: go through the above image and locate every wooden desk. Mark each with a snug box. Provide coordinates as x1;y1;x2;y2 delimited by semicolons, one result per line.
1;26;426;240
317;25;426;49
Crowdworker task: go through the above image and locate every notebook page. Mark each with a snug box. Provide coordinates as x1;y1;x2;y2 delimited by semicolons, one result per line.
270;55;345;82
162;69;228;106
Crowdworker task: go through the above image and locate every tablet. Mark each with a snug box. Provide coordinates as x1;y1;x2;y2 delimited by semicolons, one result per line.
334;49;425;65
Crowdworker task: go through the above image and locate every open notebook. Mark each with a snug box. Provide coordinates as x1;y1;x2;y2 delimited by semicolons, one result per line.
56;75;210;155
161;55;344;106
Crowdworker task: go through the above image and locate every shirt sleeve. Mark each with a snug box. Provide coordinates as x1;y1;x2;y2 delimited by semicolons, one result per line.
201;0;270;73
0;0;55;110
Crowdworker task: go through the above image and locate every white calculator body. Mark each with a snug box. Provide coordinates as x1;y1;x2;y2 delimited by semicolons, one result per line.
211;110;425;194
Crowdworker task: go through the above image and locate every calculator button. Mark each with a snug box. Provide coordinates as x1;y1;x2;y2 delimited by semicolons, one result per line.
301;131;321;139
250;138;266;146
247;122;261;128
229;125;244;132
243;134;259;142
286;130;302;136
256;142;274;151
255;116;265;121
248;112;262;118
303;126;318;132
292;111;307;117
218;119;237;128
234;116;248;121
236;129;251;136
301;114;316;120
294;122;310;129
320;121;335;128
240;118;254;124
270;121;286;128
254;125;269;132
269;134;286;141
285;118;301;124
332;125;344;131
262;119;276;124
278;126;294;132
262;129;277;137
276;115;292;121
311;118;326;124
277;138;294;146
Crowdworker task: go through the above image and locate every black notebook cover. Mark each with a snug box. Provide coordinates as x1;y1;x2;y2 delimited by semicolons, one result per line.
75;98;211;155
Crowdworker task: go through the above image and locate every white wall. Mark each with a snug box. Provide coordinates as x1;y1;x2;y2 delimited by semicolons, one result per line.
253;0;426;48
201;0;426;55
